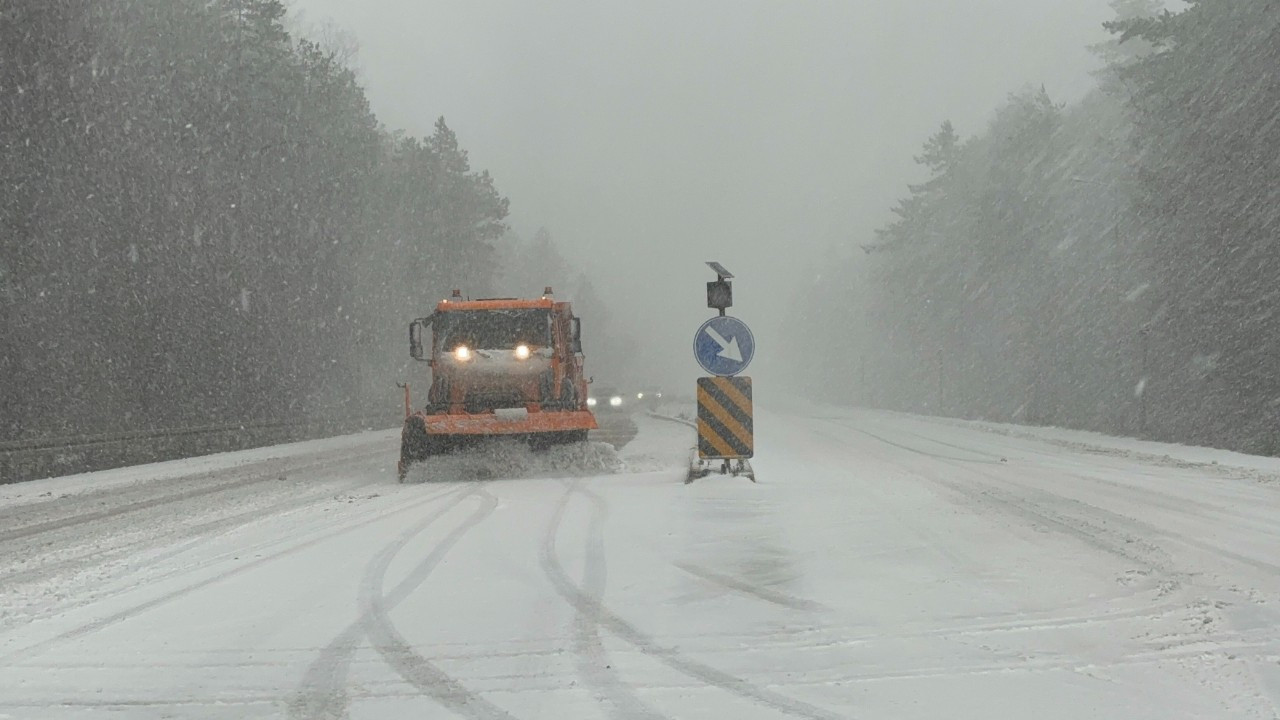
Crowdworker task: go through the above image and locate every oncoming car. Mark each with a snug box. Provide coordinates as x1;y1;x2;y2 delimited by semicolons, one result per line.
587;385;626;412
633;386;663;408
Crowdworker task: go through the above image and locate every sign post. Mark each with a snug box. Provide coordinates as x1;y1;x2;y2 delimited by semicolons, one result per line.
689;262;756;483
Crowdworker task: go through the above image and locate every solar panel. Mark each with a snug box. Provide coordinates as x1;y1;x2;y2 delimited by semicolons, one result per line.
706;261;734;279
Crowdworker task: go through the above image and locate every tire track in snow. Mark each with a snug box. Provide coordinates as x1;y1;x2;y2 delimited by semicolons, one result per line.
881;419;1280;566
0;447;389;544
846;424;1179;577
289;486;509;720
810;420;1174;615
9;639;1280;711
733;636;1280;687
972;461;1280;577
545;483;666;719
541;483;846;720
0;484;464;665
900;426;1280;648
360;489;513;719
847;419;1280;716
672;562;830;613
839;416;1280;577
976;464;1280;577
0;474;380;590
826;423;1004;465
801;418;1186;631
1;450;394;631
1034;470;1280;553
938;451;1280;719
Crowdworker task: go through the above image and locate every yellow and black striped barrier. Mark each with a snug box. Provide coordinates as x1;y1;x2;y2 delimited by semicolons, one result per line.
696;376;753;459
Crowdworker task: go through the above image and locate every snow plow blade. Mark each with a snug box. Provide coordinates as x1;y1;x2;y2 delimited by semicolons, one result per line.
397;409;598;481
424;409;597;436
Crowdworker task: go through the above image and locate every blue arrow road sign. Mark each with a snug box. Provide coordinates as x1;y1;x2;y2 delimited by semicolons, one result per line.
694;315;755;376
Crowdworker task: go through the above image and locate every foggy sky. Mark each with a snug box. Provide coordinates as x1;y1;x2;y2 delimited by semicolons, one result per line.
287;0;1117;388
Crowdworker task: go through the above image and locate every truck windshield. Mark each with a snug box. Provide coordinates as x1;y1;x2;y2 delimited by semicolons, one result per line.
435;309;551;350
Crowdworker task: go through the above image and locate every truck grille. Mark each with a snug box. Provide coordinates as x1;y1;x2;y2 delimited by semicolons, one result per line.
464;391;526;413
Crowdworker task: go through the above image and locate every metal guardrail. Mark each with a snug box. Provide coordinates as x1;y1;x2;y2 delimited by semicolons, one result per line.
646;410;697;429
0;419;331;454
1;413;401;485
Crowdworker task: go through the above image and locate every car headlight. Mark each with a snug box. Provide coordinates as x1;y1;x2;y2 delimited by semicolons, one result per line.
636;392;644;399
587;397;597;407
514;344;530;360
609;396;622;407
455;345;471;361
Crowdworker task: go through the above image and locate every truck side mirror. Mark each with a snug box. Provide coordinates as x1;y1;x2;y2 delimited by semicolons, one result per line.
570;317;582;354
409;319;426;361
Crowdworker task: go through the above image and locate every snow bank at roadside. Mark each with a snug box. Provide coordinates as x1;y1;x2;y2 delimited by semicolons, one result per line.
776;396;1280;483
0;429;398;509
927;413;1280;482
3;409;701;505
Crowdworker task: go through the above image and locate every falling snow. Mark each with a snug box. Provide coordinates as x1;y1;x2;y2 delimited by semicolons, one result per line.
4;1;1280;716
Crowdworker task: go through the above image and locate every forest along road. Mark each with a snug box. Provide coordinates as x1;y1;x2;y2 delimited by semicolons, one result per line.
1;409;1279;719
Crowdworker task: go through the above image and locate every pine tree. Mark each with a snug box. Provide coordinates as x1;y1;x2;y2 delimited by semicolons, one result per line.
1107;0;1280;448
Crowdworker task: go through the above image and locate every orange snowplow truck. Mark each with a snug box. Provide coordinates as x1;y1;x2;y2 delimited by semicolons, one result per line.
397;287;598;481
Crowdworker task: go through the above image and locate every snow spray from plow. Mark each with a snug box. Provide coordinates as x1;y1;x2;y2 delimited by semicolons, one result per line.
401;439;623;483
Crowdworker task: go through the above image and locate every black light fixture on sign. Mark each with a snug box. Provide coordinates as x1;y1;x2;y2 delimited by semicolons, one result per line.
706;261;734;316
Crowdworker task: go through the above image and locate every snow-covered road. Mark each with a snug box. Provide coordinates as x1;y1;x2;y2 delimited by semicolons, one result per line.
1;407;1278;719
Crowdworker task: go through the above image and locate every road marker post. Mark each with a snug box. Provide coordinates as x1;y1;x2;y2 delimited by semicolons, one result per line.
689;262;756;483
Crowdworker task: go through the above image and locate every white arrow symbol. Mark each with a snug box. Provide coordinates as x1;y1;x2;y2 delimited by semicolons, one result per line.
704;326;743;362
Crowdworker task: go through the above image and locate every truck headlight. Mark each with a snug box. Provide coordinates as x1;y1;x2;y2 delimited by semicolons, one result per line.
609;396;622;407
455;345;471;361
514;344;530;360
587;397;597;407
